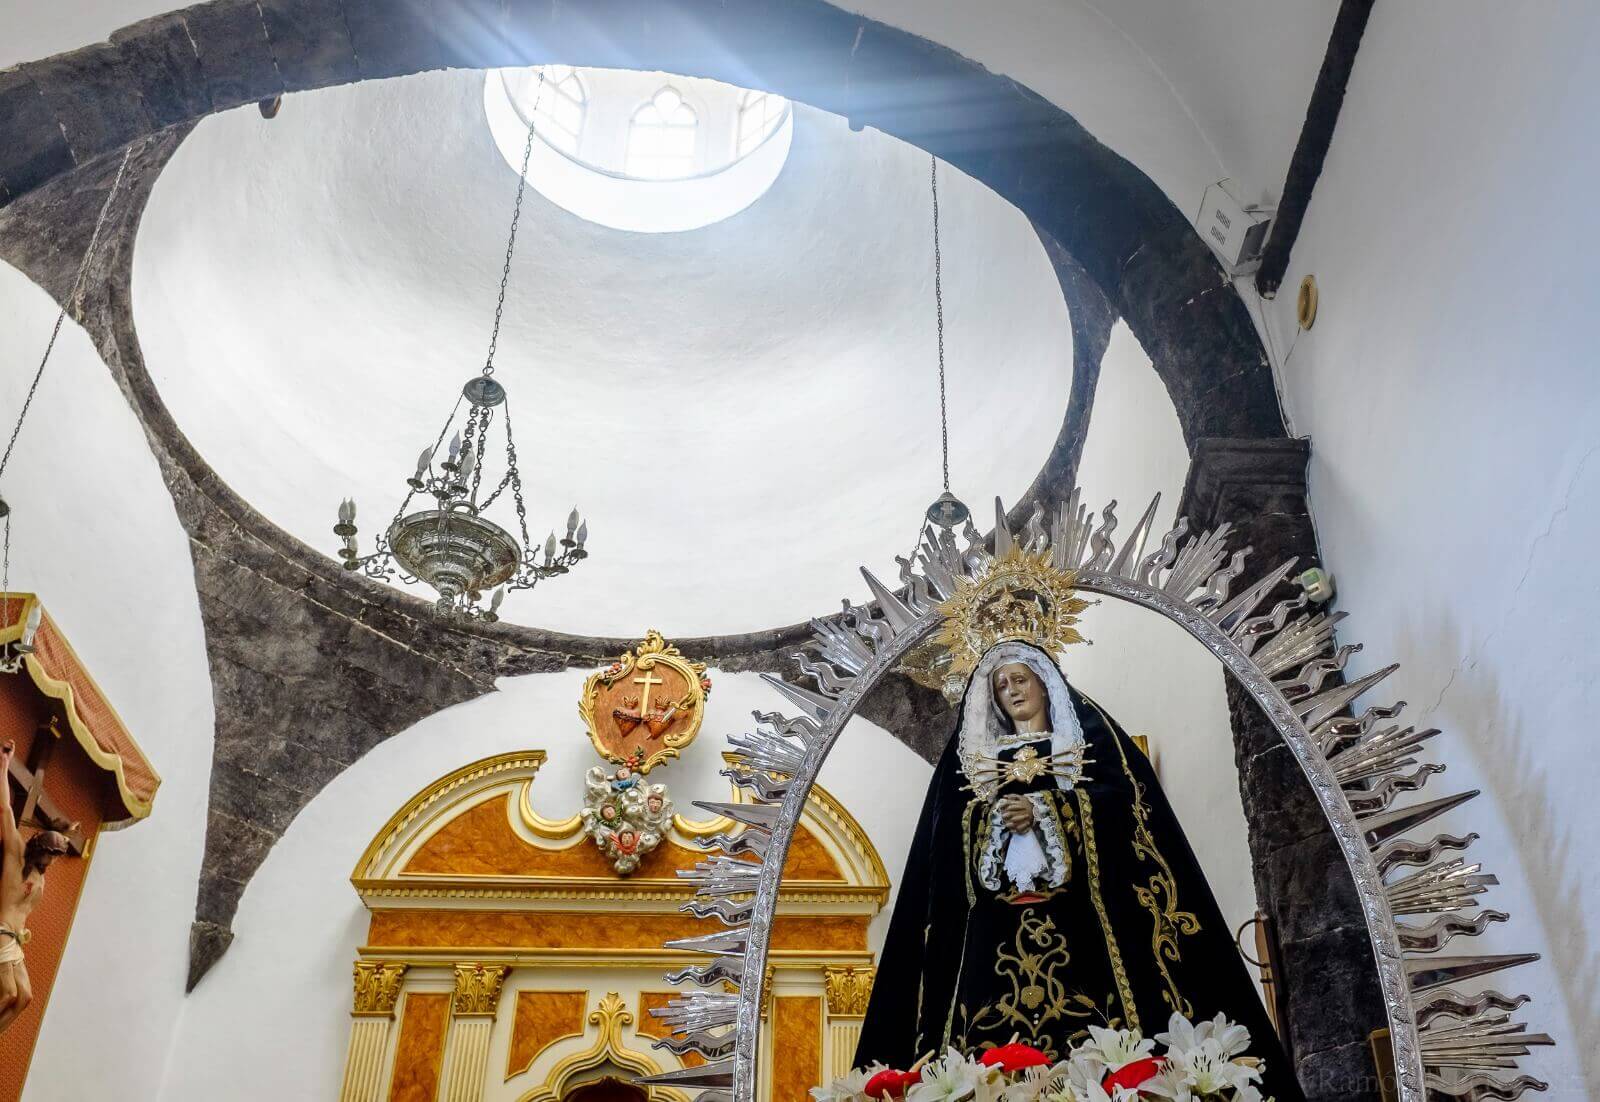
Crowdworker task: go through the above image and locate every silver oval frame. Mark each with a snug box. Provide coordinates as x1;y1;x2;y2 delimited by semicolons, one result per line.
643;491;1551;1102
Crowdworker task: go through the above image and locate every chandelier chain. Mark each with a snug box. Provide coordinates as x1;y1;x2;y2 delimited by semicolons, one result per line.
931;155;950;494
482;71;548;378
0;144;138;484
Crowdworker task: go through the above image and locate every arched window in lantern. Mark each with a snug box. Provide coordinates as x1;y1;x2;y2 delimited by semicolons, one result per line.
528;64;588;158
735;89;788;158
625;86;699;180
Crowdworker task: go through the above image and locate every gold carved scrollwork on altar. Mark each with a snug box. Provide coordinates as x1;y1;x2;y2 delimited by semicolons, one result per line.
352;960;408;1017
823;966;875;1018
453;964;509;1017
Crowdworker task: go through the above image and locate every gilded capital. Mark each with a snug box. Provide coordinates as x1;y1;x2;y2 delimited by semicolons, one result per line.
352;960;408;1017
824;966;875;1017
452;963;510;1017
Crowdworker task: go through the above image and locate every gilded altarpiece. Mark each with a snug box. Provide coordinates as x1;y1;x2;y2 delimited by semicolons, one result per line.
340;751;886;1102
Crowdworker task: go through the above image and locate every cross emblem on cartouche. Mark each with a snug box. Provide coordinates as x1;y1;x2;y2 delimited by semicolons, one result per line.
633;669;665;718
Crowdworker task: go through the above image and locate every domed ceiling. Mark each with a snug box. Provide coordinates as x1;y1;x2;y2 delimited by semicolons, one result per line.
132;67;1073;636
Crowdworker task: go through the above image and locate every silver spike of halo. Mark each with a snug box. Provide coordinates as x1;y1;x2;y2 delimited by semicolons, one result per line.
1421;1011;1556;1063
859;567;918;633
651;1029;737;1059
663;928;749;957
1085;500;1119;570
1232;592;1309;656
1209;557;1299;631
1376;832;1480;877
650;993;739;1031
722;765;789;802
1407;953;1540;993
1424;1072;1547;1100
1108;493;1161;577
634;1057;736;1090
1346;764;1448;815
691;829;768;859
993;497;1015;557
758;673;837;723
1192;549;1249;612
727;729;807;777
1050;489;1095;571
692;800;783;830
1360;790;1480;847
1161;524;1233;601
1330;724;1442;785
679;896;754;924
1278;643;1362;700
666;956;745;987
1136;516;1189;586
807;616;873;675
1254;610;1345;677
679;856;763;897
1314;700;1406;757
792;653;854;696
1415;990;1530;1030
1386;859;1498;916
1295;664;1400;728
1397;910;1510;954
751;709;821;744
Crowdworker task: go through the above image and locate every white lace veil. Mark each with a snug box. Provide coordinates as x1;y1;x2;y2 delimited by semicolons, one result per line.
957;642;1086;800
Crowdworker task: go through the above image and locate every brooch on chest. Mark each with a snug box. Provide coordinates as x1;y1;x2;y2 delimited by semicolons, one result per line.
962;742;1091;798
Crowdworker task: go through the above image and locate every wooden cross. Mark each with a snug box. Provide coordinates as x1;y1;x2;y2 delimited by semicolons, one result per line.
4;718;85;855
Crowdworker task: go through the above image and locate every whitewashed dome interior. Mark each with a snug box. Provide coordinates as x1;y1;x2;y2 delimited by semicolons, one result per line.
132;67;1073;637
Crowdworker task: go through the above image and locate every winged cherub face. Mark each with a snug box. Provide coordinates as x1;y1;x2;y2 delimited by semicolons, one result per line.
992;662;1049;732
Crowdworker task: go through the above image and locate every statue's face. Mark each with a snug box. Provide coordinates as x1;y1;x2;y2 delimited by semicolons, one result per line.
992;662;1048;729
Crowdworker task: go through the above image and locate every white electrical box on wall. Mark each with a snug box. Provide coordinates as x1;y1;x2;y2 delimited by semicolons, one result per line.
1196;180;1273;274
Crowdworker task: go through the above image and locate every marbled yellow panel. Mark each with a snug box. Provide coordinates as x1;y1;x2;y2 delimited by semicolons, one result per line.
636;992;706;1068
387;993;449;1102
365;911;868;953
400;794;844;882
505;991;588;1080
781;828;844;881
772;997;824;1102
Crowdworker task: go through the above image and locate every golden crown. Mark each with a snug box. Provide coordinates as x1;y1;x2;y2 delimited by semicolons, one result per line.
904;547;1091;699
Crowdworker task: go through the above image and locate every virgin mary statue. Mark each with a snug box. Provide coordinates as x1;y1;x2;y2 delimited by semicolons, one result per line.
855;640;1302;1100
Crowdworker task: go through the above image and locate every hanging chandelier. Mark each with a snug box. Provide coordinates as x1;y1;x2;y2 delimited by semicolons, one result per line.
333;73;587;621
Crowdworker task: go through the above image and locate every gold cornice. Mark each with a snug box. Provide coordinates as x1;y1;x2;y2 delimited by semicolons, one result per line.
354;877;888;906
356;949;874;967
353;750;548;880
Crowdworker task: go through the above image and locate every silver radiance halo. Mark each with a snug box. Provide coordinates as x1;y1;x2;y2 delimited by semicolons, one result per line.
641;489;1552;1102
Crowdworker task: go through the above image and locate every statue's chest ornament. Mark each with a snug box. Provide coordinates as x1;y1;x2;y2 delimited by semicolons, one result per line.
1006;746;1048;785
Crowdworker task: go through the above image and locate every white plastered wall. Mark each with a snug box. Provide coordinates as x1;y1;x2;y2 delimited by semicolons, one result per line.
1069;322;1262;971
0;261;215;1102
1251;3;1600;1094
154;669;927;1102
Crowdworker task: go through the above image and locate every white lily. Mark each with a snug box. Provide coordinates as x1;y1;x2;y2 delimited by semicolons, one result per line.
908;1048;984;1102
811;1063;886;1102
1074;1026;1156;1080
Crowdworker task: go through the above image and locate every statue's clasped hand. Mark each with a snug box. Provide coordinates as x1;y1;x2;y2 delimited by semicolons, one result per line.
997;794;1036;833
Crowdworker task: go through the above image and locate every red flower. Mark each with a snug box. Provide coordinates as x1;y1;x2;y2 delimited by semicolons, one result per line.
980;1043;1052;1073
864;1070;921;1099
1101;1057;1164;1093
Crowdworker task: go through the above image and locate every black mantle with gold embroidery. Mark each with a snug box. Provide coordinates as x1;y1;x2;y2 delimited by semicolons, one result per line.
855;671;1303;1101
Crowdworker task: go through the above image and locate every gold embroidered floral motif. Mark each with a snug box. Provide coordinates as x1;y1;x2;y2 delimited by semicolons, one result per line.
960;912;1104;1058
1075;788;1139;1032
1084;695;1200;1018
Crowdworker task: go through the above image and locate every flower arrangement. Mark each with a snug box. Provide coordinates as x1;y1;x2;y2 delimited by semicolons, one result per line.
811;1015;1270;1102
